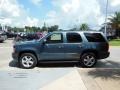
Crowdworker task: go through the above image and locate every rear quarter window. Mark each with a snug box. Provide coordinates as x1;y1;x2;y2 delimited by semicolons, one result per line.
84;33;106;42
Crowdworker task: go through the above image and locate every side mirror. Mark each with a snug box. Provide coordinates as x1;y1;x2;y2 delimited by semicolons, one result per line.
43;39;47;44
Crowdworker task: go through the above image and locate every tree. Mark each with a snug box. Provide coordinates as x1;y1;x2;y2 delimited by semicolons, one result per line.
25;26;41;32
108;12;120;38
41;23;48;32
69;27;77;31
31;26;39;32
12;27;24;32
80;23;89;30
48;25;59;32
25;26;30;32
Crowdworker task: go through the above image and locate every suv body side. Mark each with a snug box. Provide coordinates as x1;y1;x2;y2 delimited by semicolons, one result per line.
12;31;109;63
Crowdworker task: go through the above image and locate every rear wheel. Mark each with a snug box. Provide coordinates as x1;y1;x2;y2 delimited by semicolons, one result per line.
80;52;97;68
19;53;37;69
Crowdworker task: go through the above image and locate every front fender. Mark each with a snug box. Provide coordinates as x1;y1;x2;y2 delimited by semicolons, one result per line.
18;47;39;60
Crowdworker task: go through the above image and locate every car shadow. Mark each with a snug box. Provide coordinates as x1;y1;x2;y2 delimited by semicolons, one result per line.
9;60;19;68
9;60;79;68
86;60;120;80
37;62;78;68
9;59;120;69
95;60;120;68
87;68;120;80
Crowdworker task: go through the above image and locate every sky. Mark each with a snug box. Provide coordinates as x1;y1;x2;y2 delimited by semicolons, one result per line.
0;0;120;30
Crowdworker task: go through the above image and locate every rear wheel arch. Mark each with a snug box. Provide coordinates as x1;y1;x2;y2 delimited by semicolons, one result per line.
81;49;99;59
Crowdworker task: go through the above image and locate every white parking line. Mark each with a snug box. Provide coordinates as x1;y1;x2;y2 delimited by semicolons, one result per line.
0;47;12;48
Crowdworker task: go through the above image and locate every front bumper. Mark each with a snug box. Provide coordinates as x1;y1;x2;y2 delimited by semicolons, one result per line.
12;52;19;62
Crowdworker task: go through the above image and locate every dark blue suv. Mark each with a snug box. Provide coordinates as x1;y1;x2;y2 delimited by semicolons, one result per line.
12;31;110;69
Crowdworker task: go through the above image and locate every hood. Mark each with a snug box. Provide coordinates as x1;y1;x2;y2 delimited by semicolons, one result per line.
15;40;39;46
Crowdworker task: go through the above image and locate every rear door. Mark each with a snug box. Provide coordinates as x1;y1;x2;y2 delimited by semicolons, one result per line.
64;32;84;60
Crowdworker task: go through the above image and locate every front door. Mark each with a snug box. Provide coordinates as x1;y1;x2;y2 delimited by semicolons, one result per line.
40;33;65;60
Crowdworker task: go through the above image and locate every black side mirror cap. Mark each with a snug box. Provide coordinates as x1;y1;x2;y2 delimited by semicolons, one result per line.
43;39;47;44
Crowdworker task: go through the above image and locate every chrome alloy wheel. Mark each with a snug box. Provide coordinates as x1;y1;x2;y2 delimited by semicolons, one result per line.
83;55;96;67
21;56;34;68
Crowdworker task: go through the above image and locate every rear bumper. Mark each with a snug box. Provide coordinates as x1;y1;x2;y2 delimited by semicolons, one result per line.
98;51;110;59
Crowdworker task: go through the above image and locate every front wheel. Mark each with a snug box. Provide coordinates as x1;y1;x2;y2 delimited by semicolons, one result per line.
19;53;37;69
80;53;97;68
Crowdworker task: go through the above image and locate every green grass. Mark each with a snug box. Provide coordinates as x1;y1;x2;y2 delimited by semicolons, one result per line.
109;39;120;46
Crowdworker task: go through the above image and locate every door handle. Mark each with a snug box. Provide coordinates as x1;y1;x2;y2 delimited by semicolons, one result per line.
78;45;82;48
58;46;64;48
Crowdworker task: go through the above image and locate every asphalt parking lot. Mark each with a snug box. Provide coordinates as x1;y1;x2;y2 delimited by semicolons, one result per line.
0;40;120;90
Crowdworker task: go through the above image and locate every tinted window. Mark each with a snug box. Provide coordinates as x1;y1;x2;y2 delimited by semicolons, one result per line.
84;33;106;42
46;33;63;43
67;33;82;43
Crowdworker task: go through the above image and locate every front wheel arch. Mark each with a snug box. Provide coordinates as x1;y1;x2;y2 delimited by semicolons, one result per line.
19;50;38;61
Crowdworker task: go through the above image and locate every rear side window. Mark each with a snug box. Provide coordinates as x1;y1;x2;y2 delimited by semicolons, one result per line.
66;33;82;43
84;33;106;42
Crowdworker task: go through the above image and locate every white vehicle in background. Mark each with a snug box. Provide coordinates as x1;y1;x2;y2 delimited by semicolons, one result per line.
0;31;7;43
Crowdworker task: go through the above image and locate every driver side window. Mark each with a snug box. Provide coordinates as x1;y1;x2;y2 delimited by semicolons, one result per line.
46;33;63;43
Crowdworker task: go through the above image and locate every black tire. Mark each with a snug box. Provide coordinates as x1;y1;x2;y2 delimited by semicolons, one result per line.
19;53;37;69
80;52;97;68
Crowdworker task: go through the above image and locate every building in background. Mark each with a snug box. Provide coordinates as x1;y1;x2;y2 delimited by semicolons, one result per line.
99;23;116;39
0;25;8;32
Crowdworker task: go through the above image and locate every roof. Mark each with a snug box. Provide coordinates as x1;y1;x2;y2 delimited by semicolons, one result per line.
52;30;101;33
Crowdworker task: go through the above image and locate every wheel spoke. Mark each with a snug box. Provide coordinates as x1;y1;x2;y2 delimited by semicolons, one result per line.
28;61;34;65
26;62;30;67
22;60;27;63
25;56;29;60
86;56;90;59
